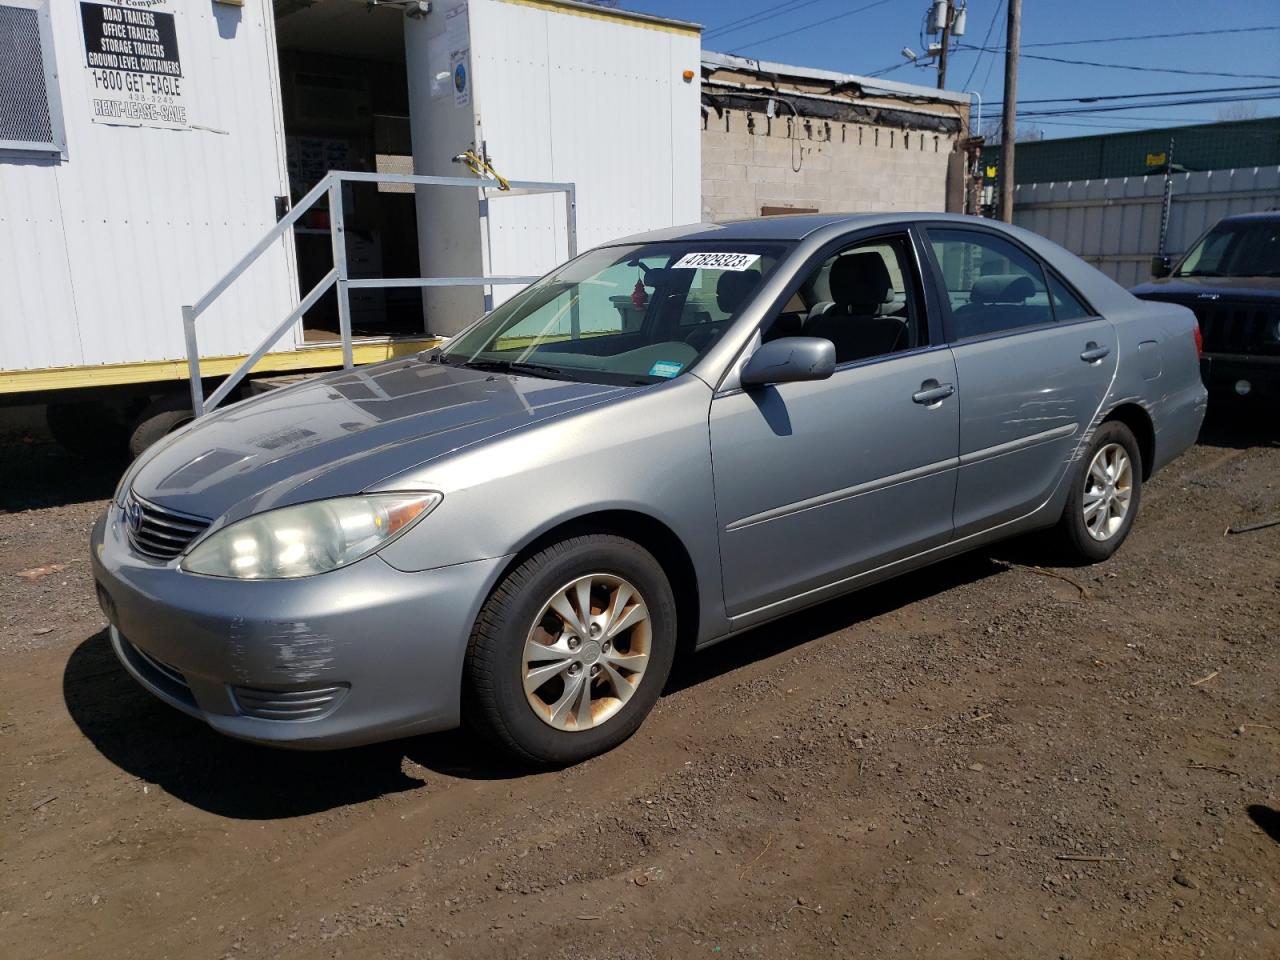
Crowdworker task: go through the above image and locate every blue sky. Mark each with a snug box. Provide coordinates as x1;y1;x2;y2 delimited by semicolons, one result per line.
618;0;1280;139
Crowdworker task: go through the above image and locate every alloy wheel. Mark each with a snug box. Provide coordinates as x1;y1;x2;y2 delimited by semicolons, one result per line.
1083;442;1133;541
523;573;652;732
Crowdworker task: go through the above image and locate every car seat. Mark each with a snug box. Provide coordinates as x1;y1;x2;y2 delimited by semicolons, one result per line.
803;252;909;362
686;271;762;351
952;273;1041;337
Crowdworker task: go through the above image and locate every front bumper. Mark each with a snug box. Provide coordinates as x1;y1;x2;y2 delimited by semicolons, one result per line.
90;507;508;749
1203;352;1280;400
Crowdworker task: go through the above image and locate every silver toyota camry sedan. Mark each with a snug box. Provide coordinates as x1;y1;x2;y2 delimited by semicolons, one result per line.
91;213;1207;765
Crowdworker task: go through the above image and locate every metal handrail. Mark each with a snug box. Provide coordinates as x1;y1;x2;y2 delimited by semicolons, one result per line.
182;170;578;416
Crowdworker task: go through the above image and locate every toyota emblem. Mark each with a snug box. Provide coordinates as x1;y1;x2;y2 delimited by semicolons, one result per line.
124;497;143;534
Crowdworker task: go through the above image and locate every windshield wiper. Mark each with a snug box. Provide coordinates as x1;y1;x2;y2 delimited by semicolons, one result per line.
461;358;569;380
1178;270;1222;278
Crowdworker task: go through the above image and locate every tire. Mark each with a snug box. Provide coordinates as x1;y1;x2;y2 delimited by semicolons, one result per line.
128;394;194;458
463;534;678;766
46;401;129;459
1050;420;1143;565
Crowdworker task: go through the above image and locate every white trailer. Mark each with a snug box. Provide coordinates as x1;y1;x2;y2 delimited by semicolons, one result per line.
0;0;700;453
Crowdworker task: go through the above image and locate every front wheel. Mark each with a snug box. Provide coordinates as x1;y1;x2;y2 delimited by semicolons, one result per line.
1050;420;1143;565
462;534;677;766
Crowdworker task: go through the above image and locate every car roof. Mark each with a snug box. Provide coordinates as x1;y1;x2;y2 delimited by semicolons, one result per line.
1214;209;1280;225
610;212;998;245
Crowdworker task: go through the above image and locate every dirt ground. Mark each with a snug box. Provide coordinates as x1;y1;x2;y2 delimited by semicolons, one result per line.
1;405;1277;960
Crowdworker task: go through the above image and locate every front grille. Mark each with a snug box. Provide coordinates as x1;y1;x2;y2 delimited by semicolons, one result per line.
1190;302;1279;355
231;684;349;721
124;492;211;561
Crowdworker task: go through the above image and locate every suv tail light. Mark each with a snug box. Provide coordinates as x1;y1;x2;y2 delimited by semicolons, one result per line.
1193;322;1204;358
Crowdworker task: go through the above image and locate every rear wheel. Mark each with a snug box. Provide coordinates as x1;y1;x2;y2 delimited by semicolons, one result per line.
128;394;194;458
1050;420;1143;565
463;534;677;766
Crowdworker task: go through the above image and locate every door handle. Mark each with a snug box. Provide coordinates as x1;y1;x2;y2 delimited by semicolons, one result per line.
912;379;955;405
1080;342;1111;363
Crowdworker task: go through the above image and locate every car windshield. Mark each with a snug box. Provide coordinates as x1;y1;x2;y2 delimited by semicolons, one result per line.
1174;220;1280;278
438;241;790;385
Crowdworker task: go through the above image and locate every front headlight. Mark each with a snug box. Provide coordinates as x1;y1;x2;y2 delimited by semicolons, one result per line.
181;493;442;580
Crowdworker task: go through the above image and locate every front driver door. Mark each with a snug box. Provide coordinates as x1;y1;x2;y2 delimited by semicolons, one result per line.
709;230;960;625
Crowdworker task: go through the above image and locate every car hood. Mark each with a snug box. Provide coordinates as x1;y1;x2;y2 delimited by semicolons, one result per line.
1131;275;1280;303
129;358;632;523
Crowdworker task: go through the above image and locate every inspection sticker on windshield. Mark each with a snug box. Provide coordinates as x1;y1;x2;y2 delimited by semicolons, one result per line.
671;252;761;271
649;360;684;378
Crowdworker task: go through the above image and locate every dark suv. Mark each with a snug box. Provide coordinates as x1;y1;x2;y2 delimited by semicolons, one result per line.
1132;211;1280;400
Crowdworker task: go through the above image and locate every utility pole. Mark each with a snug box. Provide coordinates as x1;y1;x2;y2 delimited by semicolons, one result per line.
999;0;1021;223
936;0;952;89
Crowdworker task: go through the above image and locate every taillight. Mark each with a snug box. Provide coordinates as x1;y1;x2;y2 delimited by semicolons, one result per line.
1193;323;1204;358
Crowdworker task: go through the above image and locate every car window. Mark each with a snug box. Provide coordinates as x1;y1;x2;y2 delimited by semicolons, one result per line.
1046;273;1093;322
763;234;926;364
930;228;1053;339
443;242;788;385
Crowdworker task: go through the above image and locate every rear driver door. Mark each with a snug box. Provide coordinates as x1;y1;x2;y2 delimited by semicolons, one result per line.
922;225;1119;537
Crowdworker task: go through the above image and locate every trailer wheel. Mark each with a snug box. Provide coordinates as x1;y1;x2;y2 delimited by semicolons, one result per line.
46;402;129;459
128;394;195;458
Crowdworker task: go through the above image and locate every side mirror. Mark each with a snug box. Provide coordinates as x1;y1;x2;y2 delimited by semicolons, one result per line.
740;336;836;389
1150;254;1172;279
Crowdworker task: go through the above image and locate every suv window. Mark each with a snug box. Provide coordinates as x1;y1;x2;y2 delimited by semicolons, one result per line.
1175;218;1280;278
930;228;1053;339
764;234;926;364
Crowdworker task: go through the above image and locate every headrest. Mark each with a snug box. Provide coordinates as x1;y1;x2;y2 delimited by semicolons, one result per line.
716;271;761;314
970;274;1035;305
830;252;892;309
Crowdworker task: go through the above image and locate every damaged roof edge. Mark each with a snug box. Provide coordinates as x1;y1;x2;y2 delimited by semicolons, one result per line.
702;50;972;106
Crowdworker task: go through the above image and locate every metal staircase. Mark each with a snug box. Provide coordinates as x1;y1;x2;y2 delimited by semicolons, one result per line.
181;170;577;416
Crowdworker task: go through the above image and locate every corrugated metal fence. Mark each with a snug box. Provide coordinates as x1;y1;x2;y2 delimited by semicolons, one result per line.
1013;166;1280;288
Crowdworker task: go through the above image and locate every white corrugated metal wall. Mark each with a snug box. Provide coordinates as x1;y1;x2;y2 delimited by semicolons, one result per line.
1014;166;1280;288
469;0;701;303
0;0;296;373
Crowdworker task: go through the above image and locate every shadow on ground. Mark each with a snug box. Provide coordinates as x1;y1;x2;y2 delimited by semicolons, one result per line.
1198;400;1280;451
0;437;125;512
1247;805;1280;845
62;629;443;819
63;552;1004;819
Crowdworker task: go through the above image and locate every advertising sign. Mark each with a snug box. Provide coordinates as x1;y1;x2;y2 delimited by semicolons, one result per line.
80;1;188;129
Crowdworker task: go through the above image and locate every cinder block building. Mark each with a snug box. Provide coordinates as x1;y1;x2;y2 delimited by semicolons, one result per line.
700;52;972;222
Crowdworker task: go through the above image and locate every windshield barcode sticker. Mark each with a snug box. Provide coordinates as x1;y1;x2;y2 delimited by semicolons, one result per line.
671;252;761;272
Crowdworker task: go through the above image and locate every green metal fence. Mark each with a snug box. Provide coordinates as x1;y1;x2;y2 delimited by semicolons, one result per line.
982;116;1280;185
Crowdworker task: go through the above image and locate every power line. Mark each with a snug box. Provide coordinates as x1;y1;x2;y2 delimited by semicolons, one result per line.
726;0;895;54
1018;91;1280;118
862;61;913;78
1028;117;1224;128
957;47;1280;81
992;24;1280;50
703;0;832;41
977;4;1006;95
962;0;1004;89
988;83;1280;109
